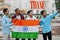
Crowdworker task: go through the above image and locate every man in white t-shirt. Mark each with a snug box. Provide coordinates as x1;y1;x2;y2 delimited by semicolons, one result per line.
26;10;36;20
26;10;37;40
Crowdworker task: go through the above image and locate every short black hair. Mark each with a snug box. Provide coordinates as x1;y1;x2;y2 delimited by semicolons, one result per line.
3;8;8;13
27;10;32;14
15;8;19;12
41;10;46;15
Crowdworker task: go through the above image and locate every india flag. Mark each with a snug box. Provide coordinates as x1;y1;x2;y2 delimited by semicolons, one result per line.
12;19;40;38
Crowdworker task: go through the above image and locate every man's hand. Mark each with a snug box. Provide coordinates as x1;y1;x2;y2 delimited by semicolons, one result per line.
39;27;42;32
10;28;12;31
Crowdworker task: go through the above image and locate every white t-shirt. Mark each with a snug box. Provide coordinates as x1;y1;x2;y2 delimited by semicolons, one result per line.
16;15;21;19
26;16;37;20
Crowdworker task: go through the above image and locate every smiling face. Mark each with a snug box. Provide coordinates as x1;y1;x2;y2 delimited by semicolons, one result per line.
27;10;33;17
28;12;33;17
5;10;9;15
16;9;20;14
42;11;47;17
3;8;9;15
15;8;20;15
41;10;47;17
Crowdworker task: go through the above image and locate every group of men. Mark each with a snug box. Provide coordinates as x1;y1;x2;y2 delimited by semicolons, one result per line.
2;8;58;40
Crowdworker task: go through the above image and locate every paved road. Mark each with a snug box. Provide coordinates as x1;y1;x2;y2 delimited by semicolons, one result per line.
0;34;60;40
38;34;60;40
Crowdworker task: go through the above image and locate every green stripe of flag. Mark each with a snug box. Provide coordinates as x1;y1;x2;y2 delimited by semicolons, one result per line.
12;32;38;38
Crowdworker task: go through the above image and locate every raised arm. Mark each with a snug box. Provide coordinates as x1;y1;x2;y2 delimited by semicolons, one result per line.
49;11;58;19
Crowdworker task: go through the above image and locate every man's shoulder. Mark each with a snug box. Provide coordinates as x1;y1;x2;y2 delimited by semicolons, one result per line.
32;16;37;19
2;16;6;21
33;16;36;18
2;15;6;18
40;17;43;20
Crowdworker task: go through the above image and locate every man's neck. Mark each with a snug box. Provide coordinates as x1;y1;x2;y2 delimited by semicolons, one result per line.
29;16;33;18
5;14;8;16
4;14;8;17
43;16;46;18
16;13;20;16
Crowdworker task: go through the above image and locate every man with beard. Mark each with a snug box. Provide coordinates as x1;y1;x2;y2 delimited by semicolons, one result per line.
12;8;25;40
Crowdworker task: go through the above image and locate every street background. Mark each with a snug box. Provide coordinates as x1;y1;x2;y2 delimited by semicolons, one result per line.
0;0;60;40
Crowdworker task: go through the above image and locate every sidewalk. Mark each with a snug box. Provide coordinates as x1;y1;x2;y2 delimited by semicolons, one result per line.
0;33;60;40
38;34;60;40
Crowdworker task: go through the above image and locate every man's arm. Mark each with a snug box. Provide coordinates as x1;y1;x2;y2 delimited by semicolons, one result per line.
49;11;58;19
39;21;43;31
2;18;12;27
39;21;43;27
12;15;16;19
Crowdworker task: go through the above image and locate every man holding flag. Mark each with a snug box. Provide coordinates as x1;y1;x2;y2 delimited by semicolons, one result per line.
2;8;12;40
26;10;37;40
12;8;25;40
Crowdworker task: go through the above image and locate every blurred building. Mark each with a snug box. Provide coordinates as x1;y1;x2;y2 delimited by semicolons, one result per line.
55;0;60;12
55;0;60;17
0;0;57;14
0;0;60;19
